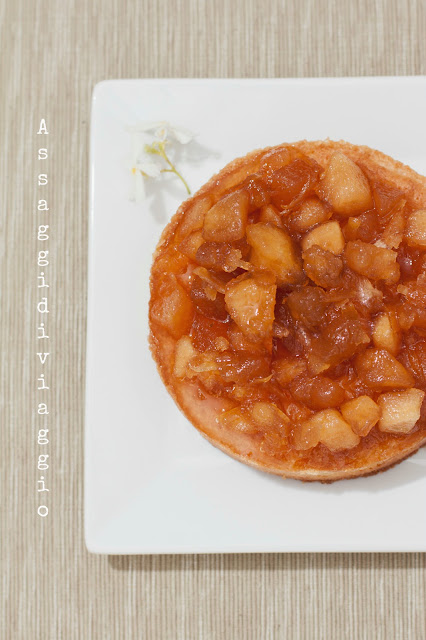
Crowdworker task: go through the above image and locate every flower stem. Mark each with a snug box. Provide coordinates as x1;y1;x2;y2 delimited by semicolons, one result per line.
157;142;191;194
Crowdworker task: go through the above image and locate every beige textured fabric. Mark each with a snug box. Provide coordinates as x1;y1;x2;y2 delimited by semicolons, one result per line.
2;0;426;638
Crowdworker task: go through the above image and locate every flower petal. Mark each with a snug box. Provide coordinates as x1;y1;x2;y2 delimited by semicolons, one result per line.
154;125;169;142
130;168;146;202
168;124;195;144
135;161;162;178
127;121;167;133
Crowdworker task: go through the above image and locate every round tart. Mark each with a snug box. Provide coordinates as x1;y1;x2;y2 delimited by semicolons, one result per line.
149;140;426;481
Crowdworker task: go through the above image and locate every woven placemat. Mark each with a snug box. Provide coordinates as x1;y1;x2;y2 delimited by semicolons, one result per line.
2;1;425;638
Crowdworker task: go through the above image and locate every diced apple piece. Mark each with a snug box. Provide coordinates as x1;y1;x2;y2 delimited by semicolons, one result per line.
318;409;361;451
246;223;303;285
173;336;198;378
286;286;330;330
397;272;426;307
214;336;229;351
301;221;345;255
343;216;362;239
150;275;193;338
340;395;381;436
242;174;270;210
224;271;277;339
176;195;213;241
318;152;373;215
186;352;218;375
377;388;425;434
227;324;267;353
273;357;307;386
190;350;271;384
292;414;323;450
258;204;282;226
302;246;343;288
381;207;405;249
344;240;400;284
151;247;189;277
372;312;401;356
294;409;360;451
306;303;370;373
215;351;271;382
195;242;242;272
405;209;426;247
203;190;249;242
260;146;295;171
218;407;259;435
249;402;290;433
178;230;204;260
303;376;345;410
355;348;414;390
356;277;384;312
404;339;426;384
288;196;332;232
192;267;226;294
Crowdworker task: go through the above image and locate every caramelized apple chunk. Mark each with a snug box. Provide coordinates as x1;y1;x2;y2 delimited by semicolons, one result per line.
318;152;373;215
290;375;345;410
178;230;205;260
195;242;243;272
302;246;343;288
288;196;331;232
294;409;360;451
258;204;282;226
301;221;345;255
371;179;405;215
273;357;307;386
176;195;213;241
249;402;290;433
218;407;259;435
150;275;193;338
190;275;229;322
344;240;400;284
265;158;320;209
188;350;271;384
292;413;322;450
340;395;381;436
246;223;303;285
212;351;271;383
402;339;426;384
355;348;414;390
405;209;426;247
227;324;267;353
203;190;249;242
318;410;361;451
286;286;331;331
397;272;426;307
356;277;384;313
174;336;198;378
372;311;401;356
307;304;370;373
377;388;425;434
224;270;276;339
241;174;270;210
381;206;405;249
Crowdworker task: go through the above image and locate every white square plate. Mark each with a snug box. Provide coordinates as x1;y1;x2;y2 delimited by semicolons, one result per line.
86;77;426;553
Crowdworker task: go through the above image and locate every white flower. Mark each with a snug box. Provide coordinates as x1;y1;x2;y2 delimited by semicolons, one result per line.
128;121;195;202
129;121;195;145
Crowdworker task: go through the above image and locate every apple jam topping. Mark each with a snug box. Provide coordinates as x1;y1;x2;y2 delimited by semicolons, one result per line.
150;147;426;458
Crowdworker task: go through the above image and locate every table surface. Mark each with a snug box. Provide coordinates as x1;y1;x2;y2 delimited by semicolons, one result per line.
2;1;426;638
